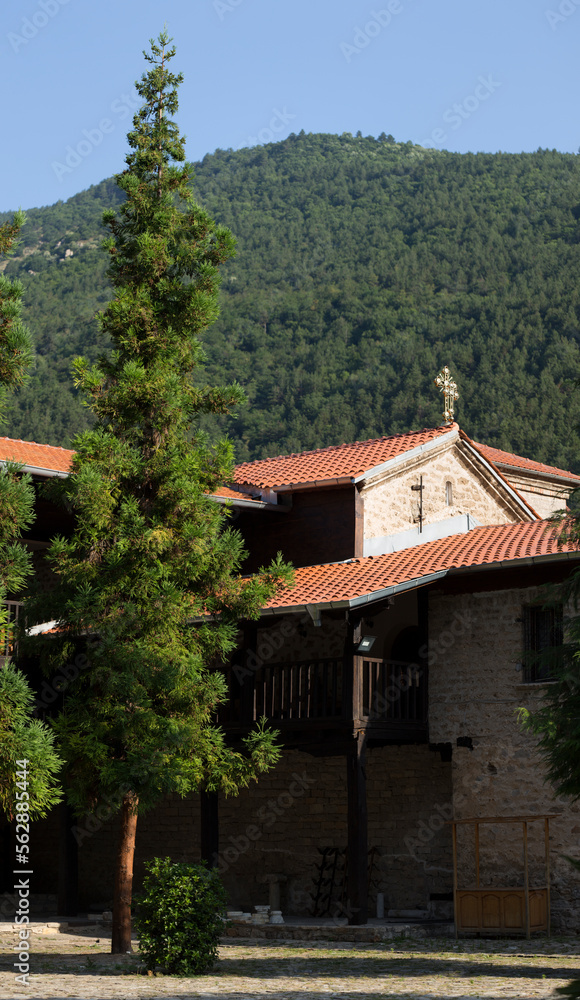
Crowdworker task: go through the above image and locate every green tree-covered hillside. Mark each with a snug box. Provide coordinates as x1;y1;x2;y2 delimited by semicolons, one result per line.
3;134;580;468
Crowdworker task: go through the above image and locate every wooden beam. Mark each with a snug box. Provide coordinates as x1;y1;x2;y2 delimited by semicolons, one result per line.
57;802;78;916
354;488;364;558
523;820;530;940
545;817;551;938
240;620;258;726
452;821;458;940
346;731;368;925
200;791;219;868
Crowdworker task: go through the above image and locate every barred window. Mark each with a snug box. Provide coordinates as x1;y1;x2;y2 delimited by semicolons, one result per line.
522;605;563;682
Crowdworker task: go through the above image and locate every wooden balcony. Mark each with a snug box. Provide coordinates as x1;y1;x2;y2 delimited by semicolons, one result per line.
219;654;427;742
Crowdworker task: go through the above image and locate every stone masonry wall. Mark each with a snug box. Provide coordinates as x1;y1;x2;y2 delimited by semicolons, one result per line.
32;745;452;918
363;442;522;542
498;470;571;519
428;585;580;931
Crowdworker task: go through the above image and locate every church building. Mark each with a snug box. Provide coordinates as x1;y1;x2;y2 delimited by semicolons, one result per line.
3;369;580;935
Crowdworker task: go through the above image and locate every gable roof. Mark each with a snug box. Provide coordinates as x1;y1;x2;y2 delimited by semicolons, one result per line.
263;519;577;613
472;441;580;484
234;425;457;490
0;436;74;476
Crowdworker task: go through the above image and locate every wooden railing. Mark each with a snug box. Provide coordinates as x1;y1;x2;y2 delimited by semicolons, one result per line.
253;658;343;721
359;656;426;723
220;654;427;730
1;601;22;661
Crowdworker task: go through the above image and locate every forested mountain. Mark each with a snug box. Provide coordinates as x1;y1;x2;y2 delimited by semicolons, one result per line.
2;133;580;468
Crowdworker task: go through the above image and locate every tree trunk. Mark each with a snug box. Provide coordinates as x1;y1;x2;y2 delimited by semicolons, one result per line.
111;792;139;954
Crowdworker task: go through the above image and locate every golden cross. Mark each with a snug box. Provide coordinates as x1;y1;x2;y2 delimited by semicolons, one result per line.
435;366;459;424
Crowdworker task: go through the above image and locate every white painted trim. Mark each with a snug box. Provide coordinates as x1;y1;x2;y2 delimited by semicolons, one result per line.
0;461;68;478
363;513;481;557
212;494;286;512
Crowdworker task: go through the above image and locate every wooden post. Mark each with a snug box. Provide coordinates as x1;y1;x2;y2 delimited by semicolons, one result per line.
354;488;364;558
57;802;78;915
240;620;258;725
344;614;361;722
452;821;458;940
523;821;530;940
200;790;219;868
545;817;551;938
346;731;368;925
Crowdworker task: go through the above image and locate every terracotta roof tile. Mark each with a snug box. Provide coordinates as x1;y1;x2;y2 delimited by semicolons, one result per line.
265;519;576;610
473;441;580;482
234;426;456;489
0;436;74;473
212;486;265;504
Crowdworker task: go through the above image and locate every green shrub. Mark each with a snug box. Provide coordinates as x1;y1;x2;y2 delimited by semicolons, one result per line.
134;857;227;975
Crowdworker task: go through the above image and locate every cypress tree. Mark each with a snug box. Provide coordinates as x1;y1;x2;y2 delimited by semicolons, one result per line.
29;31;292;953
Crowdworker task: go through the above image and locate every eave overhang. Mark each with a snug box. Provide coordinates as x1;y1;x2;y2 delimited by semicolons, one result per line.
258;549;580;620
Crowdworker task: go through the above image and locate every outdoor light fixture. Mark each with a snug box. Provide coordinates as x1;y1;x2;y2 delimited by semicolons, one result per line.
356;635;377;653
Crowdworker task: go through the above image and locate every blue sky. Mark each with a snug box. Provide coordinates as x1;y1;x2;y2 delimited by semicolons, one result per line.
1;0;578;212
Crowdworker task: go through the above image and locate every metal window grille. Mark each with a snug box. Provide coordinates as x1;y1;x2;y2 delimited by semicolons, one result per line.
522;604;563;682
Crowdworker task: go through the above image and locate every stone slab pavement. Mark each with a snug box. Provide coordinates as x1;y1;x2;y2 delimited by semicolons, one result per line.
1;925;580;999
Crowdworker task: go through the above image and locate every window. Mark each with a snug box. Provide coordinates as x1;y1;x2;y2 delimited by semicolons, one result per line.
445;481;453;506
522;604;563;682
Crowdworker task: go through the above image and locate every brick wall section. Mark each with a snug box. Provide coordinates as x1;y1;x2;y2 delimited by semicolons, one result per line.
428;585;580;931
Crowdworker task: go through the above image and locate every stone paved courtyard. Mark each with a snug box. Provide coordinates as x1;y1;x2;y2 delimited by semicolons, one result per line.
1;927;580;999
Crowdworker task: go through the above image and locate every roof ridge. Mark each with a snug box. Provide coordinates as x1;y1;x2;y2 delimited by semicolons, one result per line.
235;424;456;468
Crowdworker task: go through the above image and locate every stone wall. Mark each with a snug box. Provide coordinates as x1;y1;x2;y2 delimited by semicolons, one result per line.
428;585;580;930
30;744;452;919
363;441;524;543
496;470;571;519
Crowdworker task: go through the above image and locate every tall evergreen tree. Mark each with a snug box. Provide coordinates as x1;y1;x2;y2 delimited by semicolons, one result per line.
27;32;292;954
0;213;34;631
0;216;62;819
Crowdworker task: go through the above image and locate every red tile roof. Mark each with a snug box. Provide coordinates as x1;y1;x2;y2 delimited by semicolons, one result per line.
264;519;576;610
212;486;266;504
472;441;580;483
0;436;74;474
234;426;457;489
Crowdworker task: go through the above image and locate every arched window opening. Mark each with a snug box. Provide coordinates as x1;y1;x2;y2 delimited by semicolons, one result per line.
445;481;453;506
